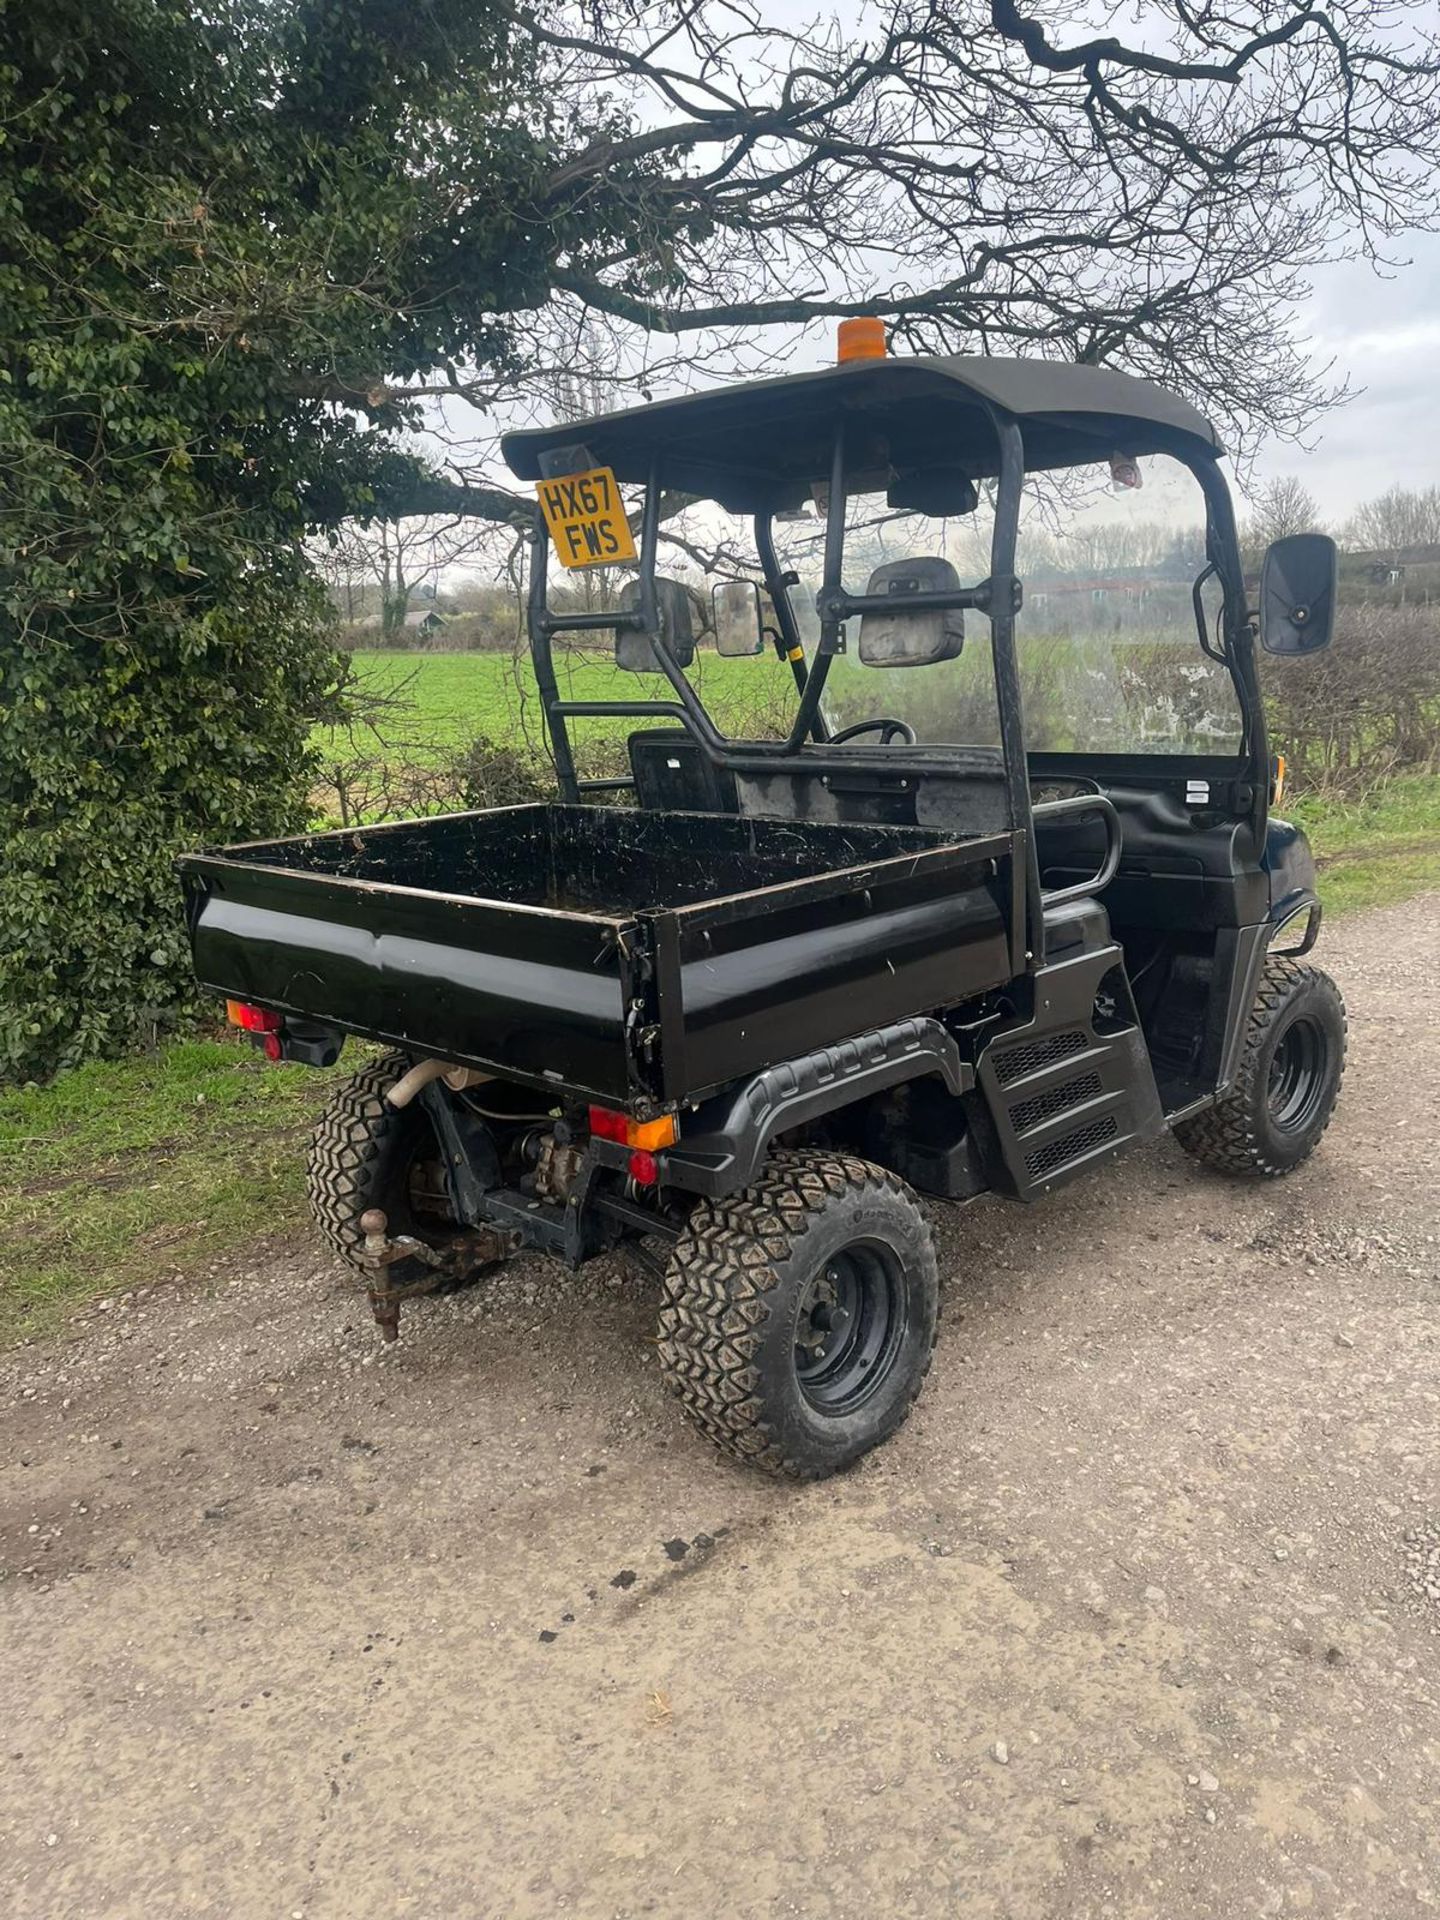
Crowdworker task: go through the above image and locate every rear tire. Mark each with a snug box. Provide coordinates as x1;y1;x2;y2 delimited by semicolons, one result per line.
656;1149;939;1479
1174;958;1346;1177
307;1052;459;1271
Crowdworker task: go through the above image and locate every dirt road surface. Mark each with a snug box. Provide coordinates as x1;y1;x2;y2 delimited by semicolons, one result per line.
4;895;1439;1920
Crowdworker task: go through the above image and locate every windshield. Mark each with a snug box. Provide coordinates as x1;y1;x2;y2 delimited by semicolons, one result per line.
794;496;1007;748
1013;454;1242;755
784;452;1242;756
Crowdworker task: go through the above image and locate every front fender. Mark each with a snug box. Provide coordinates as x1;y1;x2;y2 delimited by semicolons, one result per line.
1263;814;1321;956
1264;815;1318;914
1216;818;1322;1093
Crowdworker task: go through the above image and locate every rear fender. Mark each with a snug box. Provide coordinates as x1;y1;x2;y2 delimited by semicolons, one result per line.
660;1018;970;1198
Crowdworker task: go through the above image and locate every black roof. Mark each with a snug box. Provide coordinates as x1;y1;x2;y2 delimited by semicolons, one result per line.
501;354;1223;511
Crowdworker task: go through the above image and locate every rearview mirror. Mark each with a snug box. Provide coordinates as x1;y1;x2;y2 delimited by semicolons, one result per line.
857;557;965;669
886;469;979;516
711;580;765;657
615;577;696;672
1260;533;1337;656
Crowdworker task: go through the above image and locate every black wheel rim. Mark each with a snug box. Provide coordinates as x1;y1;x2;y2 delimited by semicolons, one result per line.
793;1240;907;1416
1267;1014;1330;1134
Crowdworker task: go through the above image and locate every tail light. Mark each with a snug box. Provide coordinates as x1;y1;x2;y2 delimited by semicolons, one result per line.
586;1106;678;1152
226;1000;281;1033
588;1107;678;1183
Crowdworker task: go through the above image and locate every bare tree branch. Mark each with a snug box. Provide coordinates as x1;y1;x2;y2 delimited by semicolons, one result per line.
351;1;1440;527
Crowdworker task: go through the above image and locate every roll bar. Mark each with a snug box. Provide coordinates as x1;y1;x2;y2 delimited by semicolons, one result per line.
522;414;1260;977
525;410;1039;975
525;421;1028;784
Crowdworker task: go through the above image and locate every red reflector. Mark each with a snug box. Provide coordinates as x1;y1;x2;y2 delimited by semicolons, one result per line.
262;1033;283;1062
587;1105;629;1142
628;1149;659;1186
226;999;281;1033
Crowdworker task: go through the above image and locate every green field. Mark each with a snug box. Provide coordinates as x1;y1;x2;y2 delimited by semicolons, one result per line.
321;654;1440;895
319;646;787;765
320;637;1236;767
318;651;1440;917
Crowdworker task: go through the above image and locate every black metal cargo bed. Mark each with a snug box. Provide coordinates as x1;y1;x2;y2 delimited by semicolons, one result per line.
179;805;1015;1106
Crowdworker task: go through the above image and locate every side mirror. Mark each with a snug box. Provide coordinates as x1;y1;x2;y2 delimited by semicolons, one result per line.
711;580;765;657
857;557;965;669
1260;533;1337;656
615;577;696;672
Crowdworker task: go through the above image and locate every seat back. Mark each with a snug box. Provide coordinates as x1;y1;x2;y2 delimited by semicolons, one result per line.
628;730;739;814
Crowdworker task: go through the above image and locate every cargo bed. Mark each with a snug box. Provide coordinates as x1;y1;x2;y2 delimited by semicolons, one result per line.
179;805;1015;1106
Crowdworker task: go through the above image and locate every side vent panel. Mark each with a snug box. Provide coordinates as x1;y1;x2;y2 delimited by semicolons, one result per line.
976;954;1163;1197
991;1029;1087;1087
1010;1070;1103;1135
1024;1114;1119;1180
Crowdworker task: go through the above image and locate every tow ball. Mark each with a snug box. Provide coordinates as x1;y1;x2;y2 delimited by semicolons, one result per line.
357;1208;520;1342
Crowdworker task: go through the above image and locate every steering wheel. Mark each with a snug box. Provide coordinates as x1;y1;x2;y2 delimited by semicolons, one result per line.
829;716;917;746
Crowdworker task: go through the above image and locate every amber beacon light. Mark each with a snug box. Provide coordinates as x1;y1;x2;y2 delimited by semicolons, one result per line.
836;316;887;363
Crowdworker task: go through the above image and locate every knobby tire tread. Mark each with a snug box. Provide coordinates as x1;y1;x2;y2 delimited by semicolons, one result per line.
656;1148;937;1478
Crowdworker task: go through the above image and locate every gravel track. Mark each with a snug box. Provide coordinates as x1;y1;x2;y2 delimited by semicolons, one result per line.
3;894;1438;1919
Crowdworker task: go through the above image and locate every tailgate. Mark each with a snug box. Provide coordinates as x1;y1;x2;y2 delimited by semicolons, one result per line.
180;856;638;1103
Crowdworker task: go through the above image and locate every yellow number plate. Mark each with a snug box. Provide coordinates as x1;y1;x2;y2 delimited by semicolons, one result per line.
536;466;637;570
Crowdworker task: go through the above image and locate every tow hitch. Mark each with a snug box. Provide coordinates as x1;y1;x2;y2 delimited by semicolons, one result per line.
357;1207;521;1342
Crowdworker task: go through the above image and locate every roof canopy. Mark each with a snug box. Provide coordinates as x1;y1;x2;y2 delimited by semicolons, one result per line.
501;354;1223;513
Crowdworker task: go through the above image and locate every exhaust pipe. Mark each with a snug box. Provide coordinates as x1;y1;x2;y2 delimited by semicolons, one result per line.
386;1058;493;1109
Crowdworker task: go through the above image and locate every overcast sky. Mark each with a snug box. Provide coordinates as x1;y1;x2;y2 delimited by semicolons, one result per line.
435;237;1440;581
1248;236;1440;525
437;235;1440;557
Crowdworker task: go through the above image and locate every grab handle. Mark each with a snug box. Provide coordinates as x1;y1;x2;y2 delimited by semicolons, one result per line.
1032;793;1122;907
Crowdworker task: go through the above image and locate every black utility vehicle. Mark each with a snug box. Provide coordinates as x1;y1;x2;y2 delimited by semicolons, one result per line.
181;343;1346;1479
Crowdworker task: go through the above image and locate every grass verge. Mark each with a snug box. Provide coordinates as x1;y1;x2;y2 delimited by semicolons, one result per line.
0;1036;354;1343
1294;773;1440;916
1317;847;1440;916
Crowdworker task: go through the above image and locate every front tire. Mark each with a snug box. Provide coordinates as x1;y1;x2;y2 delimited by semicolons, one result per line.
656;1150;939;1479
1174;957;1346;1177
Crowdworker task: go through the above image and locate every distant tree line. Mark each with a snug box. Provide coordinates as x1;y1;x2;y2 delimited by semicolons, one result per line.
1243;477;1440;561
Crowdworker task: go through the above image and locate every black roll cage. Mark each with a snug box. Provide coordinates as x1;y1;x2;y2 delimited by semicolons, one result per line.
525;406;1266;975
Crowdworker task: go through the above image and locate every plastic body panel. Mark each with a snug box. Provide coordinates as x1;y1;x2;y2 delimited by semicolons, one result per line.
1033;785;1270;930
1261;814;1319;919
1033;788;1323;1114
974;932;1165;1199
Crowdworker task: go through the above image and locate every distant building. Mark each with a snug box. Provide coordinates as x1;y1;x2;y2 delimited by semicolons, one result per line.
1335;543;1440;605
402;607;450;637
1021;567;1194;636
